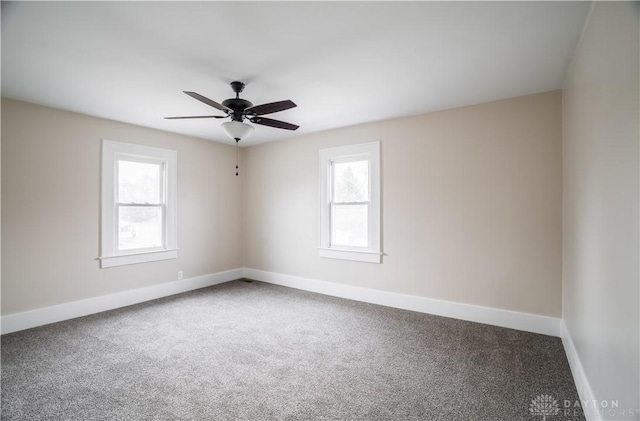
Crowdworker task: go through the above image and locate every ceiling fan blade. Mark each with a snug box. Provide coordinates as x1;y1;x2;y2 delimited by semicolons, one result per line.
250;117;299;131
164;115;226;119
183;91;231;113
245;100;296;116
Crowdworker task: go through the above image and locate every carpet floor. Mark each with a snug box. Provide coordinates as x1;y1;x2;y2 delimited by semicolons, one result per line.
1;280;583;420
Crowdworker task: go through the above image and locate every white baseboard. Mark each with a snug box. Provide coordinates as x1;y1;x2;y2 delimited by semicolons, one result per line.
561;321;602;421
243;268;561;337
1;268;243;335
1;267;562;338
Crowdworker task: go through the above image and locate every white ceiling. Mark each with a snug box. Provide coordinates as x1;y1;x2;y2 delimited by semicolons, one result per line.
1;1;590;147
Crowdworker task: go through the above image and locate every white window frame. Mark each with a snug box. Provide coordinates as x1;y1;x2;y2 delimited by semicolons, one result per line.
100;140;178;268
319;141;381;263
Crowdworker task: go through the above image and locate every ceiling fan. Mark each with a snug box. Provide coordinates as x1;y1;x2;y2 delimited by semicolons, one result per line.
165;81;299;143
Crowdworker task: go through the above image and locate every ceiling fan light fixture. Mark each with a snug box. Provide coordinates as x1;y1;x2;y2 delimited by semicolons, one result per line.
222;121;254;142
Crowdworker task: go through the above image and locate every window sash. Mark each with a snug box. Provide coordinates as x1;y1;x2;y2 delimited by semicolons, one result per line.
115;203;166;254
115;156;166;205
329;158;371;204
329;202;370;249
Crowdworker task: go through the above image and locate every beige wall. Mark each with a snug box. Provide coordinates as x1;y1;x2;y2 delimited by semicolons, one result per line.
243;91;563;317
562;2;639;417
1;98;243;315
1;92;565;319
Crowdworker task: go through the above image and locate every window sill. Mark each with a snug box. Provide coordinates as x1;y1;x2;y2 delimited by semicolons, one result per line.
318;248;381;263
99;248;178;268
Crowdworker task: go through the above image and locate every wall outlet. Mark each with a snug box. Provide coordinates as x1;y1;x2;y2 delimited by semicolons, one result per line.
177;271;183;280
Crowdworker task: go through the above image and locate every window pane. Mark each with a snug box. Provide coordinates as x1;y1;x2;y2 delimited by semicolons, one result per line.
333;160;368;203
118;160;162;204
118;206;163;251
331;204;368;247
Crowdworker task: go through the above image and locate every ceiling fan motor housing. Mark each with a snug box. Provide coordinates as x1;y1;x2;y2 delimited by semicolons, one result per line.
222;97;254;121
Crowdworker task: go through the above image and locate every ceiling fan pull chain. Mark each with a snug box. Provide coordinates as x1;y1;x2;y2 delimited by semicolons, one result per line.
235;139;239;176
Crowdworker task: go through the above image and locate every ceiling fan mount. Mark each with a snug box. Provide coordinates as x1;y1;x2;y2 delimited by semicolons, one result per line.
165;81;299;138
230;80;245;95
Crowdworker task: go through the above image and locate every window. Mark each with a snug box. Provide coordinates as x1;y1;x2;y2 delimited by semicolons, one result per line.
100;140;177;268
319;141;381;263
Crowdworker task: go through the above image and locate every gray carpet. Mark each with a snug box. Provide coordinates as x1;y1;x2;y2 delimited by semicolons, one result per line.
2;280;583;420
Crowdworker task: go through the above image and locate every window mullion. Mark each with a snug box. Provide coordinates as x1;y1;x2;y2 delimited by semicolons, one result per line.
115;202;163;207
331;201;371;206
